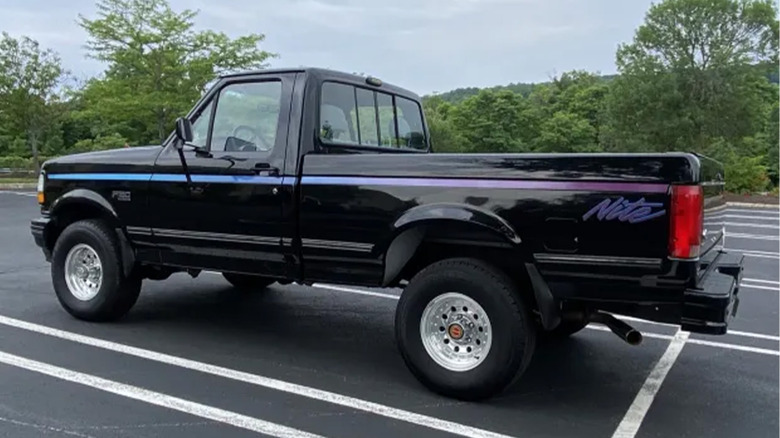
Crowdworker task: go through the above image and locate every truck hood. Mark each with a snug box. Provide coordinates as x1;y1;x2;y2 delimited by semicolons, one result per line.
43;146;163;174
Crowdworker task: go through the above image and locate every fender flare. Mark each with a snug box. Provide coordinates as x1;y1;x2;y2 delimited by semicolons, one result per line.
48;189;135;277
50;188;119;221
381;203;523;285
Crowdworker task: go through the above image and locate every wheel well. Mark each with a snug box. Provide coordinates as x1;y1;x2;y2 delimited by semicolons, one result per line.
392;222;531;292
46;202;120;252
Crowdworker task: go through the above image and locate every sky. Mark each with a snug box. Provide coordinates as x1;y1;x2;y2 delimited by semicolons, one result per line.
1;0;656;95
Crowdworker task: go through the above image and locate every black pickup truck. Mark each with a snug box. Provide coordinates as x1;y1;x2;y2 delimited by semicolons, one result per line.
31;67;743;400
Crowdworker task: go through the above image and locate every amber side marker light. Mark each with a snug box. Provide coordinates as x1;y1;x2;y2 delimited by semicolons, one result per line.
36;172;45;204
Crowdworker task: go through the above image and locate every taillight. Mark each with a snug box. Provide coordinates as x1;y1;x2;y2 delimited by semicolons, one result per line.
669;185;703;259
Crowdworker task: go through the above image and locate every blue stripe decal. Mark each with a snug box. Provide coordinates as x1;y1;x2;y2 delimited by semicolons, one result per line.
46;173;667;193
48;173;285;185
48;173;151;181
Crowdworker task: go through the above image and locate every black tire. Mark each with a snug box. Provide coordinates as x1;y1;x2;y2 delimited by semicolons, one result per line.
221;273;275;292
541;319;589;338
51;219;141;322
395;258;536;400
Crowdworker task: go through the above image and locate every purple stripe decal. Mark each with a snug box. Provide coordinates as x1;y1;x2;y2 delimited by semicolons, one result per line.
301;176;669;193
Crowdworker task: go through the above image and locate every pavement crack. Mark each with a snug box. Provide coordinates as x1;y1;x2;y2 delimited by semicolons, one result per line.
0;415;98;438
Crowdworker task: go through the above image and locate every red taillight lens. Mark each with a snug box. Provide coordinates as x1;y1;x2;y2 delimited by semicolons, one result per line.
669;185;703;259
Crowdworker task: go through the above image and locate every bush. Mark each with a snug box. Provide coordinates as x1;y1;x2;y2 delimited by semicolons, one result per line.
0;156;32;170
725;154;770;194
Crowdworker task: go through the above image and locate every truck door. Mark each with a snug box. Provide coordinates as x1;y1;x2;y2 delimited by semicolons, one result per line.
148;73;295;277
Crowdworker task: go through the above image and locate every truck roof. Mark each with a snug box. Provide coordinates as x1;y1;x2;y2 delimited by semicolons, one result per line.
220;67;421;101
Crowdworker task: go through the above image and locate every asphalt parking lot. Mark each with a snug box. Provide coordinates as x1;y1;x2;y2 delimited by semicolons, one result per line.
0;191;777;438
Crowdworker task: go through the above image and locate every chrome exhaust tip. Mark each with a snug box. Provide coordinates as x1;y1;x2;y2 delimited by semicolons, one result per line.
590;311;643;346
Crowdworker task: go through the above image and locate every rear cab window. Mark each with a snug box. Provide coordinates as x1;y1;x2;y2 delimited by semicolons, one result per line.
319;81;427;151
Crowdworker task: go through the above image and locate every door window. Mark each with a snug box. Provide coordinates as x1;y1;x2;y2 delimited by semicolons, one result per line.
190;100;214;148
209;81;283;153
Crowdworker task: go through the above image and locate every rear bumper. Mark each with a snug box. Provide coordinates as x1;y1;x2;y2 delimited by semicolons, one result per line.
681;251;744;335
30;217;52;261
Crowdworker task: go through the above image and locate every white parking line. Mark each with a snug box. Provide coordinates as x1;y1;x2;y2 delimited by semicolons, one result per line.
711;222;780;229
611;330;688;438
726;232;779;241
741;284;780;291
0;191;36;197
709;214;779;221
743;278;779;285
312;283;401;300
0;350;324;438
0;315;517;438
725;208;780;215
686;339;779;356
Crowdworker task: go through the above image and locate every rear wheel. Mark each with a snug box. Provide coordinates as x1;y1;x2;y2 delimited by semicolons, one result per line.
51;219;141;322
395;258;536;400
222;273;275;292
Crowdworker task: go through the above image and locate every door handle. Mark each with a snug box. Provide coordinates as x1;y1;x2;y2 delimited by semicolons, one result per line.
253;163;280;176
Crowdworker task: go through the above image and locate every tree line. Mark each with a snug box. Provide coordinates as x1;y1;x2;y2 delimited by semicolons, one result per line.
0;0;778;194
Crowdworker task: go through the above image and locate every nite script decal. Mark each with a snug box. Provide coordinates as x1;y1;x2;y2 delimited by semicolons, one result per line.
582;197;666;224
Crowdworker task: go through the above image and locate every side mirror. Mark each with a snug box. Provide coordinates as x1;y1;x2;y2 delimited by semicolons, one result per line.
174;117;194;146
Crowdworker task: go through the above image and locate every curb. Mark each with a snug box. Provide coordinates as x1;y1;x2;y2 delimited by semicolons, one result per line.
0;184;36;190
726;202;780;209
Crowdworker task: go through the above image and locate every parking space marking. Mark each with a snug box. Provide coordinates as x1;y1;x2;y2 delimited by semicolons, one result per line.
0;191;36;197
618;315;780;341
0;350;324;438
0;315;518;438
727;232;779;241
729;249;780;259
713;222;780;229
312;283;401;300
611;330;689;438
741;284;780;291
723;208;780;215
743;278;779;285
710;214;779;221
686;339;779;356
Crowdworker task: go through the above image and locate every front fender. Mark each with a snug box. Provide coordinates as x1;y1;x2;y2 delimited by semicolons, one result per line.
47;188;135;277
50;188;119;221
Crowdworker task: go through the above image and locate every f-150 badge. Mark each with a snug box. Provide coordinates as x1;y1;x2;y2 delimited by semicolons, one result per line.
582;197;665;224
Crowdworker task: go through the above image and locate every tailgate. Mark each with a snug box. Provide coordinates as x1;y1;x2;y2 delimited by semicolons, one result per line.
698;154;726;257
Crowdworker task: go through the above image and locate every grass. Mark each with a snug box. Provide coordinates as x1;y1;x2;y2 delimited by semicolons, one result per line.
0;177;36;184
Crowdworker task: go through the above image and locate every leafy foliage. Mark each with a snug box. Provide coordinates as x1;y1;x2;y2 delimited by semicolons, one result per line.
0;32;65;170
0;0;777;195
76;0;276;143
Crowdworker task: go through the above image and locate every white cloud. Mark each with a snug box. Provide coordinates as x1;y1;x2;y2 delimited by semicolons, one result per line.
0;0;654;94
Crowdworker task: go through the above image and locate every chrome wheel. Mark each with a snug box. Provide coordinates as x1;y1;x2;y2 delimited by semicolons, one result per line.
64;243;102;301
420;292;492;372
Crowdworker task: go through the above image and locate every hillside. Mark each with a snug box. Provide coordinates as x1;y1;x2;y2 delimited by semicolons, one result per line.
428;65;777;103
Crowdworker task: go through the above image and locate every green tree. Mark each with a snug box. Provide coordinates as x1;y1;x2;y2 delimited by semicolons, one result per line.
534;111;600;153
527;71;609;151
604;0;779;153
0;32;65;170
449;89;536;153
77;0;277;144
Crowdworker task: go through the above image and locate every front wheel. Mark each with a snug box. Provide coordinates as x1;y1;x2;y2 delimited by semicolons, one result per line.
51;219;142;322
395;258;536;400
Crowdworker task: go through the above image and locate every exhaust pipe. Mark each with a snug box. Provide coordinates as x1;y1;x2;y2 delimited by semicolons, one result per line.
590;312;643;345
